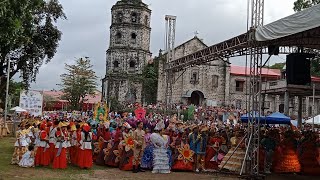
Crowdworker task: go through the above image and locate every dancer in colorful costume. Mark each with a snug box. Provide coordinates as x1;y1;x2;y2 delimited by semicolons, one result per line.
150;120;171;174
189;125;208;172
205;130;224;171
105;123;122;167
118;122;134;171
141;127;153;169
19;145;35;168
52;122;68;169
132;121;145;173
273;130;301;173
35;122;50;166
11;123;28;164
78;124;94;169
298;130;320;175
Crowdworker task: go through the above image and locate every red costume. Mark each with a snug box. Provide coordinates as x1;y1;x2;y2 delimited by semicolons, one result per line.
52;129;67;169
35;126;50;166
78;125;94;169
205;136;224;170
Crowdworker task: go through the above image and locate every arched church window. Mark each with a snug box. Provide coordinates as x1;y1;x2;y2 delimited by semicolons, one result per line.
131;33;137;44
113;60;120;68
131;12;138;23
115;32;122;44
117;12;123;23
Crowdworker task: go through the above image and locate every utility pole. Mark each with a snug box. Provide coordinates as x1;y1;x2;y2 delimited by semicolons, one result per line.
4;56;11;125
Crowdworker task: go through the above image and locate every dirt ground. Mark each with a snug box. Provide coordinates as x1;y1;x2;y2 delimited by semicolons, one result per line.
2;166;320;180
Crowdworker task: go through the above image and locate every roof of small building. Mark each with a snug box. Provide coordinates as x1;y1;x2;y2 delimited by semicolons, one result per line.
42;90;102;104
230;65;281;77
230;65;320;82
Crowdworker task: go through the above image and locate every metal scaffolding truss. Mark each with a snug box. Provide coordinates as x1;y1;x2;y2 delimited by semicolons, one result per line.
242;0;264;177
164;15;176;109
164;34;320;72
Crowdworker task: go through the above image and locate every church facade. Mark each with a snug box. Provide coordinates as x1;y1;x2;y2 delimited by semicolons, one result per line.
156;36;320;117
102;0;152;104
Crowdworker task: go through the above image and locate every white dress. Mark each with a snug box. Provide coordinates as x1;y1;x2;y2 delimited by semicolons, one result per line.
150;133;170;174
18;151;34;167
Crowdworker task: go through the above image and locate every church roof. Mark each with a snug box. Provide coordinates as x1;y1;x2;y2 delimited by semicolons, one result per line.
174;36;208;50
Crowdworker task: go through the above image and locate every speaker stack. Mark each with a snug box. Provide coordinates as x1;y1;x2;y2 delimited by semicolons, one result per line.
286;53;313;85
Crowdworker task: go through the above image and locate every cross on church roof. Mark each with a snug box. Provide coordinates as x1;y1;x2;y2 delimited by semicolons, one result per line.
194;31;199;37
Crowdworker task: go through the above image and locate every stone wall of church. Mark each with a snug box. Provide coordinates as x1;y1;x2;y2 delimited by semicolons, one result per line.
103;0;152;104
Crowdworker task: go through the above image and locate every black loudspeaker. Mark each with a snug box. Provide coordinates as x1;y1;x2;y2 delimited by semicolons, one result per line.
286;53;311;85
268;45;279;55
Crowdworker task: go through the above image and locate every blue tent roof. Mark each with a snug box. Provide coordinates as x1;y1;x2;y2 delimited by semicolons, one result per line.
240;112;266;123
266;112;290;124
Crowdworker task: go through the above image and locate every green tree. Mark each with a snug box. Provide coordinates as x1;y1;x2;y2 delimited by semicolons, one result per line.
141;58;159;104
59;57;98;110
269;62;285;70
0;0;66;92
43;94;56;111
0;81;24;108
293;0;320;11
294;0;320;77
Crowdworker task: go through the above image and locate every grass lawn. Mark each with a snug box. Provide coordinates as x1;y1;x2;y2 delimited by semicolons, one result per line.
0;136;104;180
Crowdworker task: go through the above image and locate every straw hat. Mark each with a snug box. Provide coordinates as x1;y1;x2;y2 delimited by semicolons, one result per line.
201;126;209;132
58;121;69;128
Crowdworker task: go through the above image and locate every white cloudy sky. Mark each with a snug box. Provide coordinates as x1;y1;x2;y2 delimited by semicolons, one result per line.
22;0;297;90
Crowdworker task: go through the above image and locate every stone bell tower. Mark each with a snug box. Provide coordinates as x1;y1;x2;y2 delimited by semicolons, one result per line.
102;0;152;104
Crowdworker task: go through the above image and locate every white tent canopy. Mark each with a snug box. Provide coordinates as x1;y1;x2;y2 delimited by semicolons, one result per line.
305;115;320;125
10;106;27;113
255;4;320;41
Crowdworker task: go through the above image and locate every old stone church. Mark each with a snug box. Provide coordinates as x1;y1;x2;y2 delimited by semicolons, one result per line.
103;0;320;117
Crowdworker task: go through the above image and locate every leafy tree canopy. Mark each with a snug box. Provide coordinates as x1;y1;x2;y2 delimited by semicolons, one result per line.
141;59;159;105
269;63;285;70
59;57;98;111
0;0;66;92
293;0;320;11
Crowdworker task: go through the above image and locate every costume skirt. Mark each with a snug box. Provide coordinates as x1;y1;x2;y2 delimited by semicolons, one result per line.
78;149;93;168
52;148;67;169
35;147;50;166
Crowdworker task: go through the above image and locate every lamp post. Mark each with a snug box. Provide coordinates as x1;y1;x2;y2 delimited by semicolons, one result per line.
4;56;11;125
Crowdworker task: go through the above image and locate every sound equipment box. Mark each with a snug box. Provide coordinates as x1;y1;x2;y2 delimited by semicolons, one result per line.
286;53;313;85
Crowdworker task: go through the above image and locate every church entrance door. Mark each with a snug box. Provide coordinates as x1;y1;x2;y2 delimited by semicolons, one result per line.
189;91;204;106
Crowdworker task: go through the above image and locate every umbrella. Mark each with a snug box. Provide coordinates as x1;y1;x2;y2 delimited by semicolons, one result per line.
10;106;27;113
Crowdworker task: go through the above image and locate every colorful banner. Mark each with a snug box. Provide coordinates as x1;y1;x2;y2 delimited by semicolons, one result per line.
19;90;43;116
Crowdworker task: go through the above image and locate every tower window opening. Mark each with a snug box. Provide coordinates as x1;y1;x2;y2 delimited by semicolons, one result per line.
117;12;123;23
129;60;136;68
115;32;122;44
131;33;137;43
144;15;148;25
131;12;138;23
113;61;120;68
